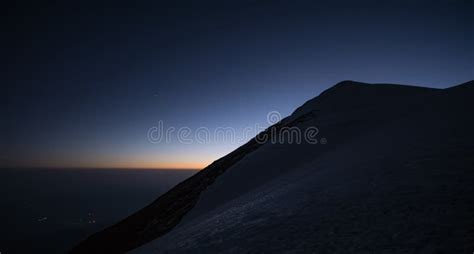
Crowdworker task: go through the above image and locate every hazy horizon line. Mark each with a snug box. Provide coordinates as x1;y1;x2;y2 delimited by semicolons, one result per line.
0;166;201;171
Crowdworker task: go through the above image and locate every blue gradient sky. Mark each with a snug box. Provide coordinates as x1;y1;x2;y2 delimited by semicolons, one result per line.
3;0;473;169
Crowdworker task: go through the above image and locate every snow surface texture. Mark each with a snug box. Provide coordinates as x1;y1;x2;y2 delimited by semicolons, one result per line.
133;81;474;253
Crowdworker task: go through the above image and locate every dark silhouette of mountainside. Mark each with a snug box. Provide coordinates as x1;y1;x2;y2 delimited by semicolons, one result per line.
71;80;474;253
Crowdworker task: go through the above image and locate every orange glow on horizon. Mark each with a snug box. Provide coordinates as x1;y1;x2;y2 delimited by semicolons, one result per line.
4;148;227;171
109;159;211;170
3;159;209;170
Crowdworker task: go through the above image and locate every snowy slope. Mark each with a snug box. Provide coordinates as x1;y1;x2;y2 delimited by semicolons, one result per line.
133;81;474;253
72;81;474;253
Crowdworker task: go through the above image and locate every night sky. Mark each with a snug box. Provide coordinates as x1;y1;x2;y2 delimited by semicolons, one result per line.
3;0;473;169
